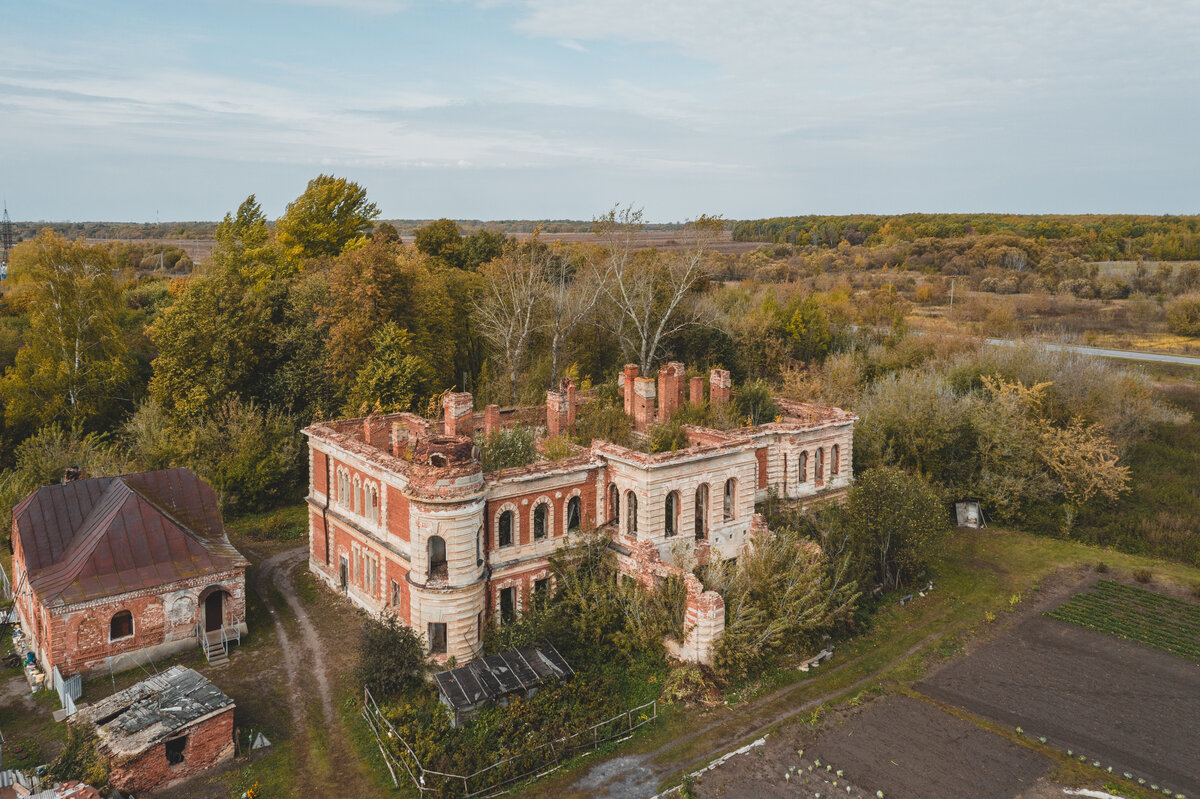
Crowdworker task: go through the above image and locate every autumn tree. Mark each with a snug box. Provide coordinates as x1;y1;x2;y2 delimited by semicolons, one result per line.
473;236;551;403
414;218;464;269
2;231;134;429
1039;418;1130;506
210;195;284;283
344;324;431;414
545;243;603;385
595;206;721;372
276;174;379;262
786;295;832;362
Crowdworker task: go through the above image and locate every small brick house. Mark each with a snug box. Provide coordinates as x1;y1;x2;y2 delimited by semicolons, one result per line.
10;468;248;677
73;665;235;794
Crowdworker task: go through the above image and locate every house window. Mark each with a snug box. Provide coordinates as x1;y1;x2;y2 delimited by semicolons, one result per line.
625;491;638;535
723;478;736;521
500;586;516;624
815;448;825;483
799;451;808;483
533;503;548;541
165;735;187;765
353;477;361;514
110;610;133;641
391;579;401;607
365;485;380;523
338;470;351;508
428;536;447;581
694;484;709;540
429;622;447;654
498;510;513;548
608;483;619;523
567;496;581;532
664;492;679;537
534;577;549;597
831;444;840;475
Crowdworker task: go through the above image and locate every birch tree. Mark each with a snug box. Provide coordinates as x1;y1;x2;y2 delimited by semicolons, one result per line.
545;243;604;386
3;231;133;429
594;205;722;372
474;235;550;404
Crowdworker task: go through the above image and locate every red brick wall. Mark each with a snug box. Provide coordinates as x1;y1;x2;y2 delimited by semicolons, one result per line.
310;509;328;564
386;558;411;623
485;476;597;550
312;449;328;495
108;708;235;794
387;486;410;542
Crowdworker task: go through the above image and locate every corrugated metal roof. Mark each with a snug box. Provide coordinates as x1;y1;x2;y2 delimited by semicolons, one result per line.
14;468;247;606
434;644;573;713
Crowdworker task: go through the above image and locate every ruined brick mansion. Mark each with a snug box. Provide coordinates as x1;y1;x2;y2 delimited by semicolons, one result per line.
304;365;855;663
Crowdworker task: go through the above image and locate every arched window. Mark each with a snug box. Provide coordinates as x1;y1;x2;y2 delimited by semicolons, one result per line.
110;610;133;641
533;503;548;540
567;496;581;532
428;536;447;580
815;448;825;483
338;470;351;508
694;484;709;540
831;444;840;475
608;484;620;523
626;491;638;534
723;478;736;521
366;485;380;523
498;510;513;548
664;492;680;537
799;451;808;483
352;477;361;514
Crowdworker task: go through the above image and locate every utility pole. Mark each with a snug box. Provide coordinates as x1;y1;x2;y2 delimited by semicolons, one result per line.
949;278;955;309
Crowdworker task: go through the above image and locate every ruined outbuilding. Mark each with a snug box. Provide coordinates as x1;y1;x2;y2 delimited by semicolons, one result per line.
10;468;248;677
434;644;573;726
305;365;856;664
73;665;235;794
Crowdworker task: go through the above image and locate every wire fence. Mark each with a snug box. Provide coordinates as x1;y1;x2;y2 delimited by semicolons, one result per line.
361;687;657;798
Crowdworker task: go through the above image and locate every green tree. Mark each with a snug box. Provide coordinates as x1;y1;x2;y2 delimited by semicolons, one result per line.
210;195;286;285
786;296;832;362
2;231;134;430
276;174;380;261
414;218;464;269
844;466;950;588
345;324;431;414
461;229;509;270
356;613;429;701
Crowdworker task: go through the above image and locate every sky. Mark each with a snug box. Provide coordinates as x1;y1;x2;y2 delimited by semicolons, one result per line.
3;0;1198;222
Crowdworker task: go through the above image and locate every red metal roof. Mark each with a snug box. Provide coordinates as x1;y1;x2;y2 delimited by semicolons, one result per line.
14;468;247;607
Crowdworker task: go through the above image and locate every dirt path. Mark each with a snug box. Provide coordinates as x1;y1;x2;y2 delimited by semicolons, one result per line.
252;547;369;796
568;633;942;799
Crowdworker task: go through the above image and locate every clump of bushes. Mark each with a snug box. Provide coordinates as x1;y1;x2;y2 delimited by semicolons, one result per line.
356;613;429;701
660;665;720;707
1133;568;1153;584
479;423;538;471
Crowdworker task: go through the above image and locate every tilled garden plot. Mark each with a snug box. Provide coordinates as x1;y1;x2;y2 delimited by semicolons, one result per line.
920;613;1200;797
693;696;1049;799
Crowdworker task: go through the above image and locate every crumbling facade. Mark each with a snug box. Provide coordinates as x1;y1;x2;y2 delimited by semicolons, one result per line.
304;365;855;664
10;469;248;678
74;665;235;794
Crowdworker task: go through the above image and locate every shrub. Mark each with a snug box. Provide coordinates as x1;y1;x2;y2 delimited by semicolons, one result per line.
356;613;429;701
573;399;632;447
1133;568;1153;583
480;424;538;471
733;378;778;425
660;665;719;707
647;420;688;453
1166;295;1200;337
1095;561;1109;573
1190;581;1200;599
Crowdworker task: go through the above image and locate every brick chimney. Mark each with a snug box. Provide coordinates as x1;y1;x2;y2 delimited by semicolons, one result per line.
633;377;657;433
709;369;731;407
546;390;568;437
622;364;639;416
657;362;685;422
443;392;474;436
689;376;705;406
483;404;501;438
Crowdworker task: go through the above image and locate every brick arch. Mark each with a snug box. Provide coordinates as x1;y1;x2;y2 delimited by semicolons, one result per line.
493;501;519;549
530;496;554;542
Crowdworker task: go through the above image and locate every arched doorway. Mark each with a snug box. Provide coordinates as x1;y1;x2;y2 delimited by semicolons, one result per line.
201;588;228;633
